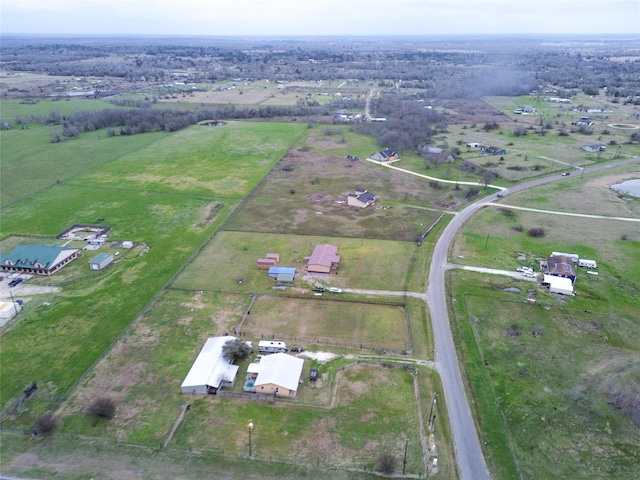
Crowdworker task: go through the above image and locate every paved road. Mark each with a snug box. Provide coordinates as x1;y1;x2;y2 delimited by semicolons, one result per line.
425;156;639;480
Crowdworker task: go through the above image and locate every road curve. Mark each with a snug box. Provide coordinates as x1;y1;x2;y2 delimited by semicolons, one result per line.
425;156;639;480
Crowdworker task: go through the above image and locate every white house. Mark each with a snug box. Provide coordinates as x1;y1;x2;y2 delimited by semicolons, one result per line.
246;353;304;397
181;336;251;394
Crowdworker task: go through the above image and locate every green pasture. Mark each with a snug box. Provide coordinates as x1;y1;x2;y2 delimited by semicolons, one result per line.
0;432;388;480
0;97;117;119
450;272;640;479
244;296;409;350
174;231;420;293
0;187;231;408
67;121;305;197
0;127;171;206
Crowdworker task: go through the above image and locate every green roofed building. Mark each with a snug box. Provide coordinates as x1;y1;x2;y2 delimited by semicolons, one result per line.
0;244;79;276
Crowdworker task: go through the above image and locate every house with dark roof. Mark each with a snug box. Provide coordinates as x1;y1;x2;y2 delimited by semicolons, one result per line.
582;144;606;153
480;146;507;155
368;149;399;163
0;244;79;275
305;244;340;274
347;188;377;208
546;255;576;284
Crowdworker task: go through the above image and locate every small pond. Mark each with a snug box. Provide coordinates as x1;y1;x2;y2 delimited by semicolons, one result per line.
610;179;640;198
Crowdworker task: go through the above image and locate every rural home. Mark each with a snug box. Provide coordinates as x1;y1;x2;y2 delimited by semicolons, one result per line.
514;105;536;114
582;144;606;153
88;252;114;270
480;146;507;155
369;148;399;162
245;353;304;397
347;188;377;208
0;244;79;276
181;336;251;394
546;255;576;284
305;244;340;274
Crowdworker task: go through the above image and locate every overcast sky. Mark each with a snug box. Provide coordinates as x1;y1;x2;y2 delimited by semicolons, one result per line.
2;0;639;36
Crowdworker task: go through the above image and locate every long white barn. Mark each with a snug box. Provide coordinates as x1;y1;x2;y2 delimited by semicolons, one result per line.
181;336;251;394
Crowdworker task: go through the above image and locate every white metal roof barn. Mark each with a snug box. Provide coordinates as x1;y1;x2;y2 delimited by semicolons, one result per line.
181;336;249;394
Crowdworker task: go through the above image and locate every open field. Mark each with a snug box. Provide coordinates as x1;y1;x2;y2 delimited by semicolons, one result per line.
450;273;640;479
223;146;463;242
0;126;170;206
71;121;306;197
244;296;409;350
174;230;422;293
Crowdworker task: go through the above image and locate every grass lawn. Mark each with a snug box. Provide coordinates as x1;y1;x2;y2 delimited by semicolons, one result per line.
243;296;409;350
0;127;171;206
69;121;306;197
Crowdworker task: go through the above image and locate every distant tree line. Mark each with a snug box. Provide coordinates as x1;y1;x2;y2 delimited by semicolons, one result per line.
11;103;339;141
3;36;638;101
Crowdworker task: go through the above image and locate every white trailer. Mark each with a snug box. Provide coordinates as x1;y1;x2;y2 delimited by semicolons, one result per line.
551;252;579;263
578;259;597;268
258;340;287;354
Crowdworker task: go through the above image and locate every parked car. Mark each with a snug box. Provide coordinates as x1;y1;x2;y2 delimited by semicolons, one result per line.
290;346;304;353
328;287;342;294
516;267;533;274
311;285;325;292
8;277;23;287
309;369;318;382
561;172;570;176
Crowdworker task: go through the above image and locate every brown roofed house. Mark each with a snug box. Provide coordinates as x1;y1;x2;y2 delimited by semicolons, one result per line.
305;244;340;274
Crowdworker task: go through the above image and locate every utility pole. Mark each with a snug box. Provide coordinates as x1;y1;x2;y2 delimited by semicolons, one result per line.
402;438;409;474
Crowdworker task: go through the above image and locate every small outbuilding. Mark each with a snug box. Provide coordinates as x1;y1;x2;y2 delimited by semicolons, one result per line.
257;253;280;269
267;266;296;279
89;252;114;270
0;301;23;322
543;275;574;296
